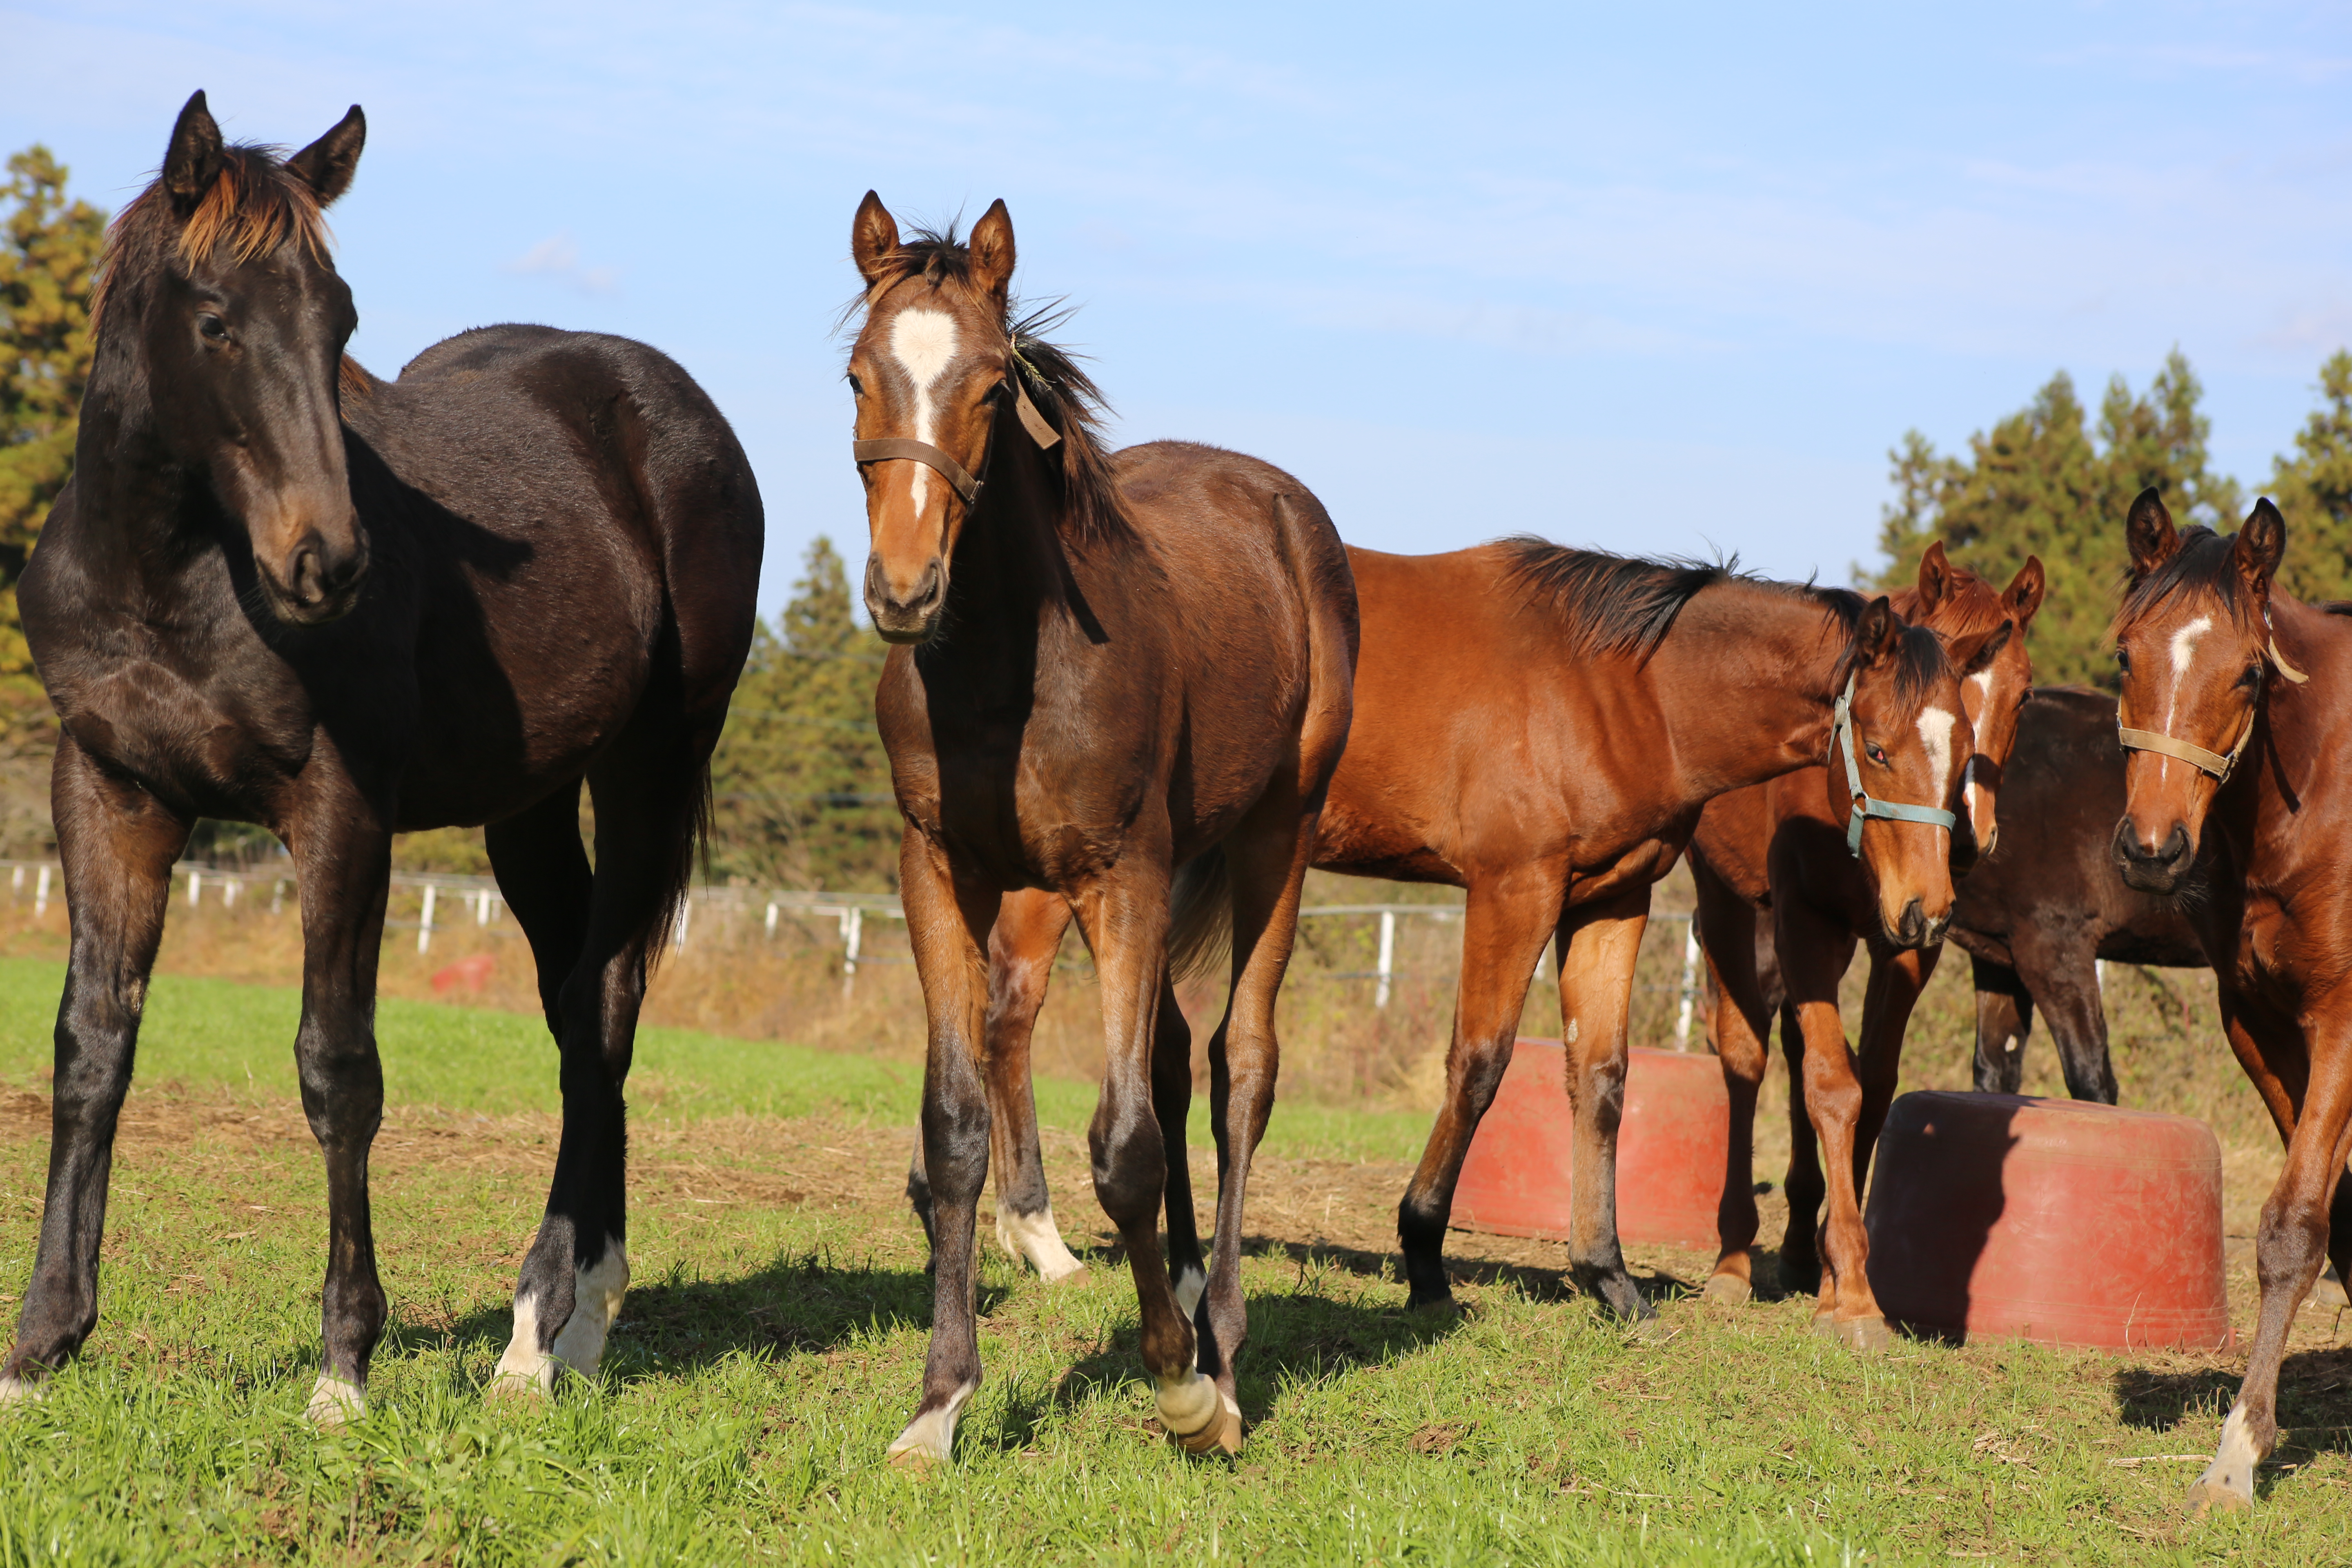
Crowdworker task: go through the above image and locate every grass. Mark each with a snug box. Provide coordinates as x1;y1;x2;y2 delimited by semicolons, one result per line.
0;955;2348;1563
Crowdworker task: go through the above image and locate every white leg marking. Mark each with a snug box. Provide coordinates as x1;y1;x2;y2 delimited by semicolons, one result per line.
0;1373;45;1407
996;1204;1086;1283
550;1242;631;1378
305;1373;365;1428
1155;1368;1219;1437
887;1378;977;1466
1173;1262;1207;1321
492;1288;554;1394
2194;1403;2261;1508
1916;706;1957;801
887;308;962;516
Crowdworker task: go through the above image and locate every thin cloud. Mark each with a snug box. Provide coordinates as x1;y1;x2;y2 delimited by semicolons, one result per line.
505;232;618;295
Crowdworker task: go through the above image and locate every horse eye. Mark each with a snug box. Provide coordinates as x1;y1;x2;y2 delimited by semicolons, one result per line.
198;313;229;342
2238;664;2263;689
1866;743;1890;767
845;371;865;396
2115;647;2132;675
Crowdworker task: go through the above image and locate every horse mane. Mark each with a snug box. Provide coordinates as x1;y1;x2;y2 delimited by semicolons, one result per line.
1497;539;1863;661
90;143;332;332
1831;622;1951;722
2113;525;2253;637
1892;564;2012;637
848;223;1131;547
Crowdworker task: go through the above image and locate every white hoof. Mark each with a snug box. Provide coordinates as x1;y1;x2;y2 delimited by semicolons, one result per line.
0;1373;45;1408
887;1381;976;1469
2187;1406;2260;1516
1172;1265;1207;1321
1156;1370;1241;1455
305;1374;365;1428
492;1241;630;1396
996;1205;1087;1284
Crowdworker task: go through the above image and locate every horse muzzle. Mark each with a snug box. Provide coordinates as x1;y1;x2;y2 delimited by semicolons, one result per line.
2114;817;2194;895
264;521;369;626
1882;896;1951;952
865;552;944;645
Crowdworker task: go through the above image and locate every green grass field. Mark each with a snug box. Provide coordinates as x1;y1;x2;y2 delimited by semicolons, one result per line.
0;955;2345;1565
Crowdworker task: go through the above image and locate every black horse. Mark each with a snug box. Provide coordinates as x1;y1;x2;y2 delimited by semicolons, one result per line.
1948;686;2203;1102
0;94;762;1421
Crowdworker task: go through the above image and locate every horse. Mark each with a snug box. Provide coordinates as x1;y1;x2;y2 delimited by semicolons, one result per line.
844;194;1356;1465
2109;488;2352;1516
0;94;762;1422
939;544;1972;1328
1948;686;2202;1100
1687;545;2036;1342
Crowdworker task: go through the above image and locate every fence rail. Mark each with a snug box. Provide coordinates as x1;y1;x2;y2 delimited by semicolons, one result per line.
0;860;1709;1047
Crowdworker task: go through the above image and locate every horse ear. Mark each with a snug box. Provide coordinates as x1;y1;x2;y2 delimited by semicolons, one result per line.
2238;498;2287;590
1953;619;2014;677
852;191;900;287
2124;487;2178;580
163;90;226;216
1914;541;1953;615
969;198;1016;311
287;105;365;207
1857;595;1901;662
2004;556;2046;624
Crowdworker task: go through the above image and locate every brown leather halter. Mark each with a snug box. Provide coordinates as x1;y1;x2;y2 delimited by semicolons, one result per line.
2116;631;2309;783
853;358;1061;506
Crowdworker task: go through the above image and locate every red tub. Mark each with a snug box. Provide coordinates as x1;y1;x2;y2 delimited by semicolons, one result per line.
1863;1091;2233;1351
1451;1039;1729;1251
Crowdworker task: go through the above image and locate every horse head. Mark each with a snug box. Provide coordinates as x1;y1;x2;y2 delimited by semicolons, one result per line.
1908;540;2044;858
94;92;369;626
1829;595;1976;949
2111;488;2292;894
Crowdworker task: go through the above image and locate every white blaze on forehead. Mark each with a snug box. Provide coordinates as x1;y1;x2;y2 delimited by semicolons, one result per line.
888;308;961;514
2169;615;2213;677
1916;706;1957;800
1967;669;1994;722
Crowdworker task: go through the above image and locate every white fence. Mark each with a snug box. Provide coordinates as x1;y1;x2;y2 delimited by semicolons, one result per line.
0;861;1709;1047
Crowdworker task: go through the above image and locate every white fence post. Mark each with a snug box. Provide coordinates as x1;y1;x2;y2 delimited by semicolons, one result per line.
1375;909;1396;1009
223;877;238;910
33;865;50;919
1675;918;1702;1050
842;907;864;996
187;869;201;909
417;883;436;955
765;900;780;938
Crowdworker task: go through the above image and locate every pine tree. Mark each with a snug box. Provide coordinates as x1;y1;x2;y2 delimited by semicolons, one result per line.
2266;351;2352;604
707;537;898;890
1870;352;2238;690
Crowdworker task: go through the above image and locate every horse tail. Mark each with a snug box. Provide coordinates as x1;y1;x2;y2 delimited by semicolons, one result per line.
1167;846;1232;987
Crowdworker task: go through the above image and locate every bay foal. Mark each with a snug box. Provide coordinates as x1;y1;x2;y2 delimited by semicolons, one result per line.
2109;490;2352;1515
0;96;761;1419
847;196;1354;1463
1688;545;2036;1340
955;548;1968;1325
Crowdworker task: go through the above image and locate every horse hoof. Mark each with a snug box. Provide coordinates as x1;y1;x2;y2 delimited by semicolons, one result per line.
1157;1371;1241;1456
2185;1479;2253;1518
0;1373;46;1408
1811;1312;1893;1352
304;1374;365;1429
1700;1273;1753;1305
886;1440;946;1474
1176;1392;1244;1457
1047;1264;1090;1288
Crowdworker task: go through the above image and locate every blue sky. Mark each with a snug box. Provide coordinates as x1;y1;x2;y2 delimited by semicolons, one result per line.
6;2;2350;612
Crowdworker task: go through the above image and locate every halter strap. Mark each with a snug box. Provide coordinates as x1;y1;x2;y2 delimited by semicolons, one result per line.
2116;712;2254;783
852;361;1062;507
1831;672;1959;858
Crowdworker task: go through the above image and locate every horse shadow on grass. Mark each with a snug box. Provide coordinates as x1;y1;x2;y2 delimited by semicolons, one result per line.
2112;1343;2352;1493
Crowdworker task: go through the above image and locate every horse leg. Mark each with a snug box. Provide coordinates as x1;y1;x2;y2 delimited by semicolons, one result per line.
887;832;1002;1466
2013;938;2118;1105
1070;849;1233;1454
492;730;707;1396
1692;859;1772;1303
1154;972;1206;1323
1774;899;1866;1334
983;889;1085;1283
484;780;593;1041
1395;863;1570;1310
1775;996;1824;1296
2187;998;2352;1515
0;736;189;1399
1852;941;1938;1196
1969;955;2032;1096
1555;886;1655;1323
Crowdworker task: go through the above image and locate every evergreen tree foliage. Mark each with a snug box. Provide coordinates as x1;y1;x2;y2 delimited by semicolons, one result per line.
2266;350;2352;605
708;537;899;891
1870;351;2241;689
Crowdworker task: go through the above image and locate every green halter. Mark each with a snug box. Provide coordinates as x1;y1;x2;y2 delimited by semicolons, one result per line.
1831;672;1958;858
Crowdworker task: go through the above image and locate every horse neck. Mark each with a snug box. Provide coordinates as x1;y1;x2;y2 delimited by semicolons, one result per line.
916;432;1076;696
66;298;200;576
1645;581;1848;796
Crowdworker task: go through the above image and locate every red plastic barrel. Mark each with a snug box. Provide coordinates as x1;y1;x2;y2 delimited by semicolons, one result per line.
1863;1091;2233;1351
1452;1039;1728;1250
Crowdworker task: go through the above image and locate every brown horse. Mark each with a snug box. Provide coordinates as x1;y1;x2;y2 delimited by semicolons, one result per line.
2110;489;2352;1515
846;195;1355;1464
1688;545;2039;1342
1951;686;2201;1100
942;545;1969;1326
0;95;761;1418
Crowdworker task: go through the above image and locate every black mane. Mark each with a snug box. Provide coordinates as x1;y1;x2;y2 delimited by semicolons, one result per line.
1498;539;1863;661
